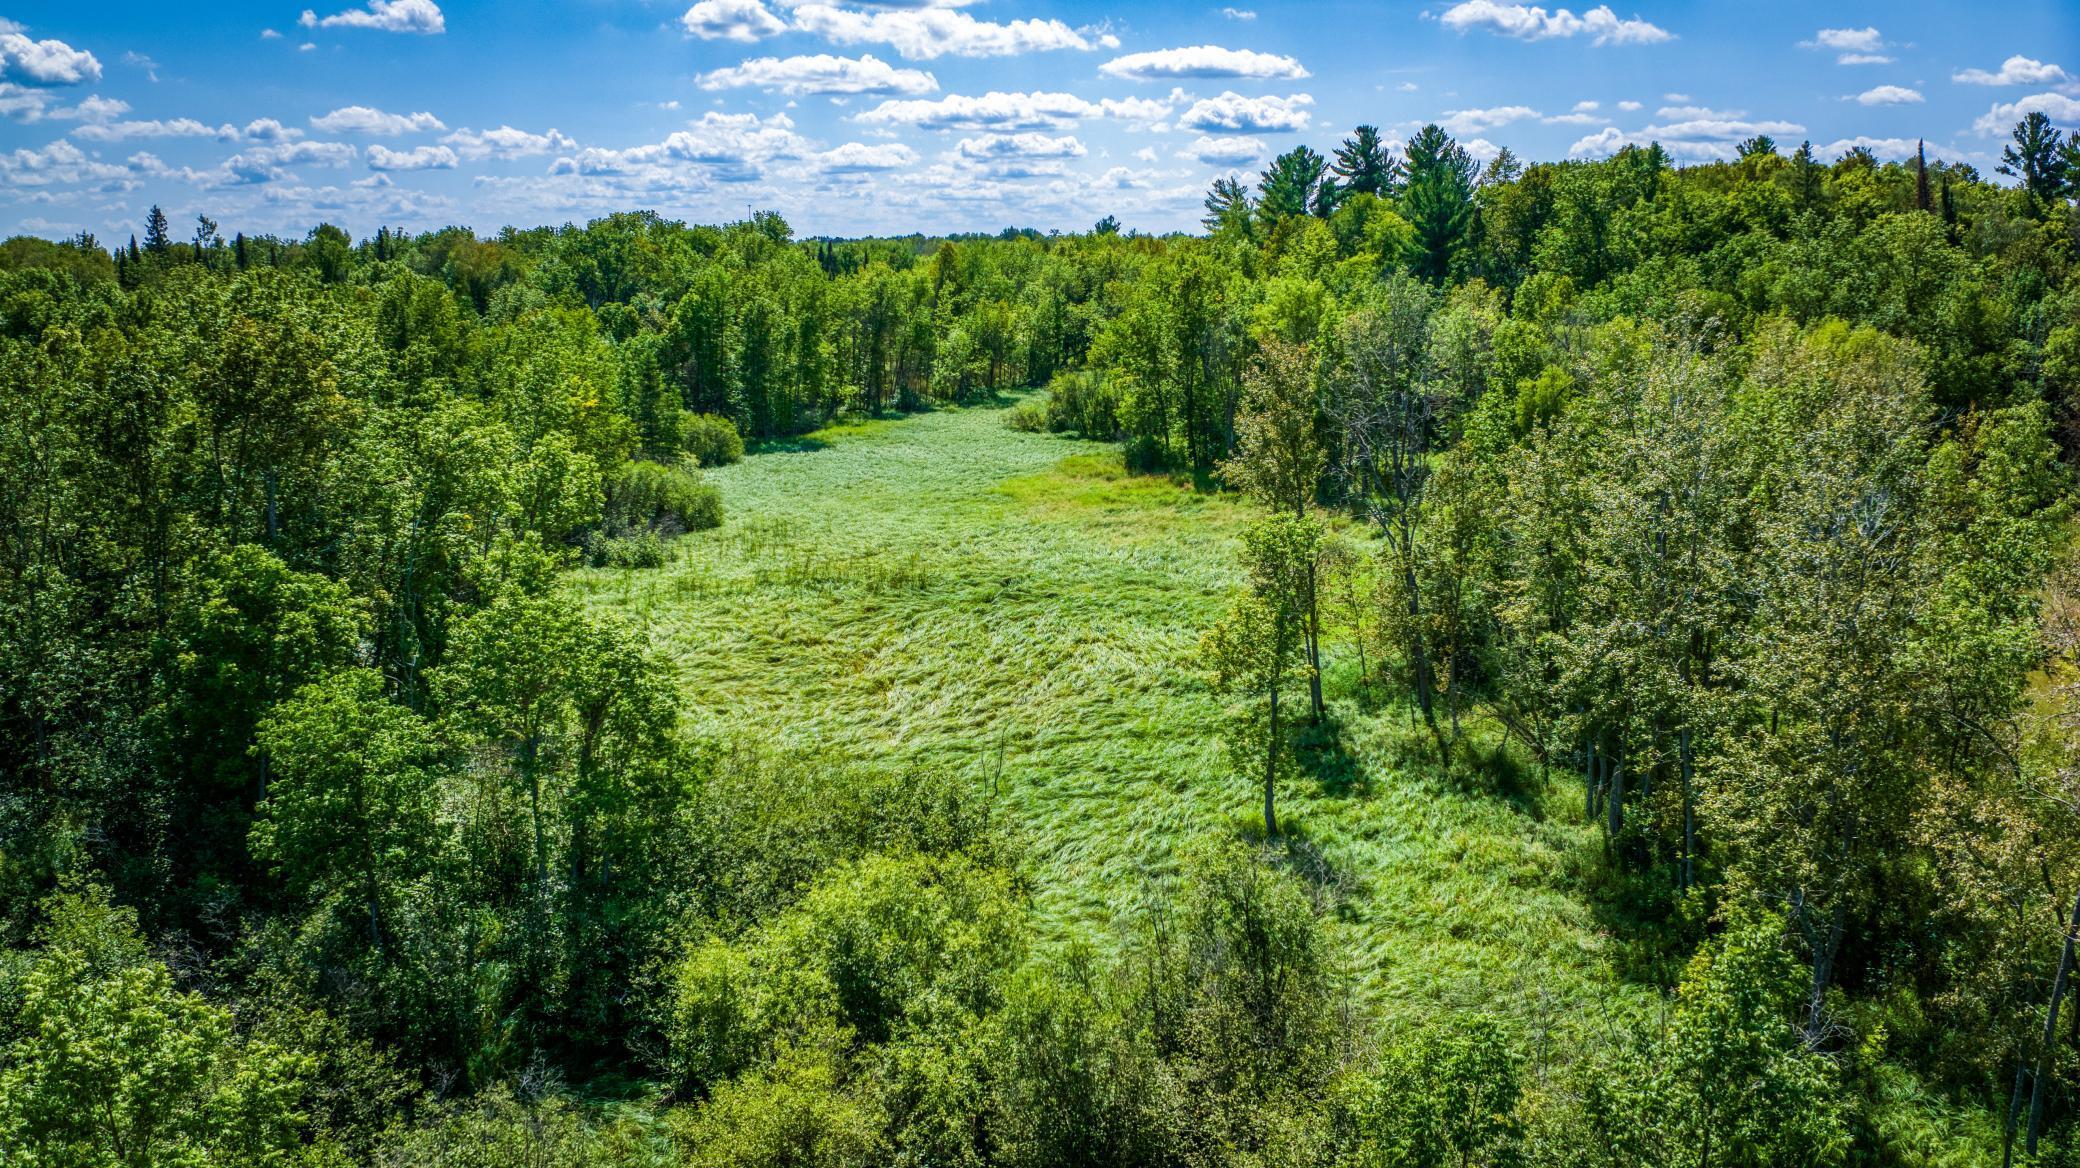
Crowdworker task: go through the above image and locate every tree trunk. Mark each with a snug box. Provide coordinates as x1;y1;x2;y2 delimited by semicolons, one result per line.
1806;899;1847;1038
2027;886;2080;1157
1679;726;1695;891
2005;1052;2028;1168
1264;683;1280;838
1605;753;1625;856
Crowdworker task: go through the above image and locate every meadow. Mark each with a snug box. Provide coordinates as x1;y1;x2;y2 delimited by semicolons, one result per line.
571;397;1651;1059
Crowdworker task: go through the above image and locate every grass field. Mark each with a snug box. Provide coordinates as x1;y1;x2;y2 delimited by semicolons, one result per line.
570;397;1654;1053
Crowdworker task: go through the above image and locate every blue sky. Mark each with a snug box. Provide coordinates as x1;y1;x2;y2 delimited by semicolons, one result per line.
0;0;2075;241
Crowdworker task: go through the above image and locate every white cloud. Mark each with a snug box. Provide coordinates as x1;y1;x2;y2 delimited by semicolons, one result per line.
1397;81;1418;92
551;112;809;178
791;5;1108;59
1439;104;1540;134
241;118;303;141
1816;136;1922;159
1973;91;2080;136
855;89;1170;130
1568;126;1626;157
302;0;444;33
0;25;102;85
367;143;458;170
956;131;1085;160
121;51;158;82
1953;55;2071;86
1572;99;1599;111
1851;85;1921;106
74;117;239;142
1178;91;1312;133
1437;2;1672;46
45;93;129;123
1099;45;1307;81
699;53;937;95
1837;53;1892;65
442;124;578;160
224;140;358;183
1178;135;1264;165
0;139;128;186
818;141;916;171
682;0;788;41
1804;27;1881;52
1222;7;1256;19
1616;99;1642;111
311;105;447;134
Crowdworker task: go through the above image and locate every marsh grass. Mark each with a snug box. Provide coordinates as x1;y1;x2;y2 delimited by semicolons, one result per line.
569;396;1657;1052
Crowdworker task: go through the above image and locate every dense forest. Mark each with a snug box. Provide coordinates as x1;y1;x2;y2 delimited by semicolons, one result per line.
5;111;2080;1166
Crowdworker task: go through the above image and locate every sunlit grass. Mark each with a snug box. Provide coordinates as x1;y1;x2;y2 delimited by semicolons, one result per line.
569;397;1655;1052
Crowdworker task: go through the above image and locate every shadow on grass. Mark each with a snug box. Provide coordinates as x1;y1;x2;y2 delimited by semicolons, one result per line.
1294;712;1369;799
1229;812;1359;916
748;435;830;455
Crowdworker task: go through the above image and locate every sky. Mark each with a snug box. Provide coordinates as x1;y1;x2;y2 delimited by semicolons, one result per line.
0;0;2075;242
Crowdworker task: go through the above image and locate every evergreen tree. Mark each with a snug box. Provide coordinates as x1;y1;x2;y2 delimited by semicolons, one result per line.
1331;124;1399;198
1916;140;1932;212
142;204;171;255
1202;174;1255;239
1258;145;1328;222
1399;124;1475;284
1997;111;2070;214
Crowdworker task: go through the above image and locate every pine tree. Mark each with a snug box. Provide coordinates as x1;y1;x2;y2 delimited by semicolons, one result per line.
1331;125;1399;198
1400;124;1475;284
1257;146;1328;222
1915;140;1932;212
142;205;171;255
1997;111;2070;215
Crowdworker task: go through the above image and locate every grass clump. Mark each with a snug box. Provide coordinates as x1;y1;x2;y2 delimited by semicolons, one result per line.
603;458;723;538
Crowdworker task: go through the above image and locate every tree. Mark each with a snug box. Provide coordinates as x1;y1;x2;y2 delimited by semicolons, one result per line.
1202;175;1256;240
1333;125;1400;199
1343;1017;1522;1168
1224;340;1330;719
1259;146;1330;222
1997;111;2070;214
142;204;172;255
1400;124;1476;283
0;884;313;1167
1204;516;1321;837
1585;911;1849;1168
1735;134;1777;160
1092;214;1121;236
251;669;444;951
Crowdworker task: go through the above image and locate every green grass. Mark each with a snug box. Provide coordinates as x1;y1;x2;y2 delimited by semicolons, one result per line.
570;397;1654;1050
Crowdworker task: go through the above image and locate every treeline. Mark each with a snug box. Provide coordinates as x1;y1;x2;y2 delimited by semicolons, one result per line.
0;108;2077;1166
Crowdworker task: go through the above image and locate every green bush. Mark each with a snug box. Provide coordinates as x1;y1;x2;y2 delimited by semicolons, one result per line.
1042;371;1120;439
603;458;722;537
591;530;668;569
1005;398;1048;432
683;412;746;467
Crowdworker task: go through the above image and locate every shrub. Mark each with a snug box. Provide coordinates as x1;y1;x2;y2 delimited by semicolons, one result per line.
1043;371;1121;439
603;458;722;537
1005;398;1049;432
683;412;746;467
591;530;668;569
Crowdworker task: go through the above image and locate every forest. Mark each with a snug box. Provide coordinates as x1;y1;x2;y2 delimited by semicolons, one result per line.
4;111;2080;1167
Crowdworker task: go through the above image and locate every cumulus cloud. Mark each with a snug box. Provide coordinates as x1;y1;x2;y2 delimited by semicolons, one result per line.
241;117;302;141
224;140;358;183
1178;91;1312;133
74;117;239;142
818;141;916;171
1800;27;1891;65
955;132;1086;160
1953;55;2071;86
1567;126;1627;157
1816;136;1923;160
855;89;1170;130
1179;134;1263;165
699;53;938;95
550;112;808;179
790;6;1111;60
300;0;445;33
682;0;788;41
367;143;458;170
311;105;447;134
297;0;440;34
1098;45;1307;81
1616;99;1642;111
1851;85;1921;106
1973;91;2080;136
0;138;128;186
442;125;578;160
1437;2;1671;46
1;24;102;85
1438;104;1540;134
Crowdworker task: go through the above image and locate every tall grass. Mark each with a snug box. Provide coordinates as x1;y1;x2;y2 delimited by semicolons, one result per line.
568;395;1656;1058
